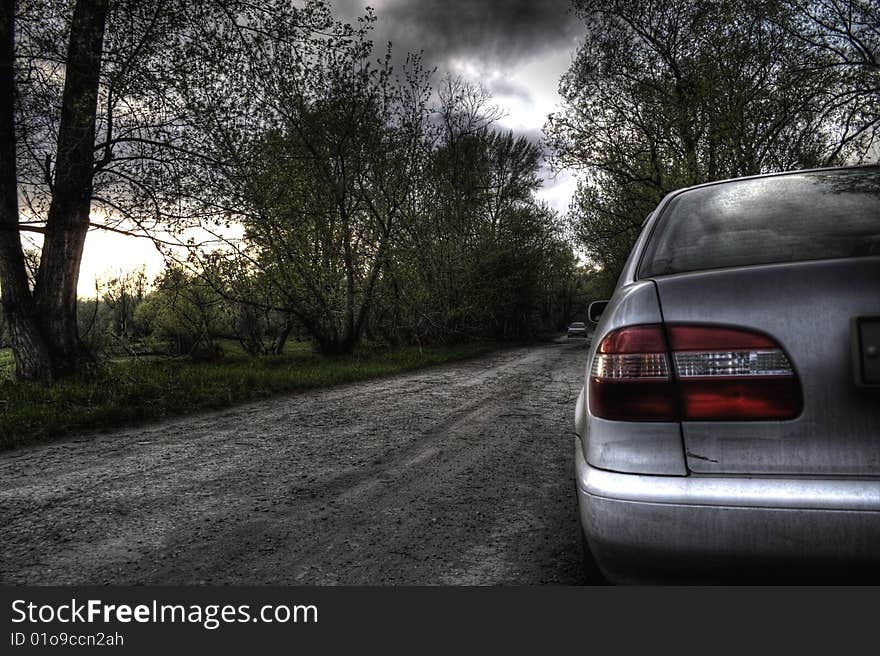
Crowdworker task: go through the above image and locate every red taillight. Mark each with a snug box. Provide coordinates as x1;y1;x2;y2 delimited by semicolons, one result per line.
589;324;802;421
667;325;802;420
597;324;668;354
589;324;677;421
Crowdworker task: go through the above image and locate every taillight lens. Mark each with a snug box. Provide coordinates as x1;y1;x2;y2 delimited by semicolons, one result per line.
667;325;801;420
589;324;802;421
589;324;677;421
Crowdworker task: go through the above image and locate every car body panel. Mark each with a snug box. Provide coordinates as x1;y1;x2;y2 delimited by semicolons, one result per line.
653;256;880;475
575;439;880;583
580;280;687;475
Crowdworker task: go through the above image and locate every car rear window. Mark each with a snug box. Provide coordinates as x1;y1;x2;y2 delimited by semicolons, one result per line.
639;168;880;277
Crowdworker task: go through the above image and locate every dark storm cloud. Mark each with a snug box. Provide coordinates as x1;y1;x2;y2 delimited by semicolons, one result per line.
333;0;581;67
329;1;583;214
485;77;533;103
376;0;580;64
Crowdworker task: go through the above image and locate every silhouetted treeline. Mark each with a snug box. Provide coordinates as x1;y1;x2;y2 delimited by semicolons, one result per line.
546;0;880;296
0;1;590;377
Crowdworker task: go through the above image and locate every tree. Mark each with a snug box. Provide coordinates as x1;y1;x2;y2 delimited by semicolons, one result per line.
135;265;225;358
101;267;147;338
773;0;879;159
181;21;435;354
0;0;346;380
1;0;107;381
375;78;577;343
201;254;295;356
545;0;878;288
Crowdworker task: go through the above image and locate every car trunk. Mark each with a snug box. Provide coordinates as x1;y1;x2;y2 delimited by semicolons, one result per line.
651;256;880;475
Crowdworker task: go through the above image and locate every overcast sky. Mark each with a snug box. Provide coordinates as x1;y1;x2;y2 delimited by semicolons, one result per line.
78;0;584;294
333;0;582;210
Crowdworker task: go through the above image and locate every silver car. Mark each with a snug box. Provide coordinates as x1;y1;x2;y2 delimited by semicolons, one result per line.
574;166;880;583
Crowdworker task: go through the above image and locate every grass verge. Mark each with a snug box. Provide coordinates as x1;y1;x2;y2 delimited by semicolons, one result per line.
0;341;498;451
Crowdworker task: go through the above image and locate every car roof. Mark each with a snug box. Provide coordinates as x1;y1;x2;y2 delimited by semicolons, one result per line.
665;164;879;197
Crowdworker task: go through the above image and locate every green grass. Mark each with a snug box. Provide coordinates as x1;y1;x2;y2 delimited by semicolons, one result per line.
0;348;13;373
0;340;498;451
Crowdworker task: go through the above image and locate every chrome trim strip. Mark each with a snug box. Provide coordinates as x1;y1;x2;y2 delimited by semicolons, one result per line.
574;437;880;512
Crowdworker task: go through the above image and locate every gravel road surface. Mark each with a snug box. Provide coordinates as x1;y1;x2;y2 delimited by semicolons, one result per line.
0;340;593;585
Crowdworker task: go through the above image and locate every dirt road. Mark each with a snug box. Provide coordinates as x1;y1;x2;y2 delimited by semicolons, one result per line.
0;341;592;585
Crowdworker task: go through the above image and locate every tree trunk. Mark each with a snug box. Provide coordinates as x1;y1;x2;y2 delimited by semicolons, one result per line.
314;329;356;356
271;317;295;355
0;3;53;381
33;0;109;377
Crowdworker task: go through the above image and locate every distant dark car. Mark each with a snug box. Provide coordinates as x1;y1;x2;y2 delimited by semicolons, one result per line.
574;165;880;583
567;322;587;338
